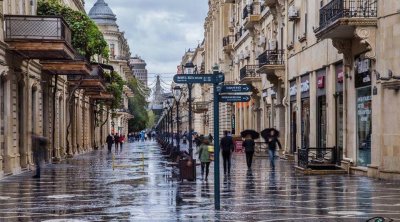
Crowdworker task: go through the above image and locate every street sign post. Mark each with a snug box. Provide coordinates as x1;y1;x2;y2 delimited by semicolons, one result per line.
219;84;251;93
218;95;251;103
173;73;224;84
173;71;224;210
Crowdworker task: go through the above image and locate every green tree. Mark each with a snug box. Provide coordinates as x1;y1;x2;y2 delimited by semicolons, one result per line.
146;110;156;129
38;0;109;60
127;78;149;132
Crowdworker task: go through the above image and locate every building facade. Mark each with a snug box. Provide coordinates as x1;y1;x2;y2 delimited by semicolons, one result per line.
130;56;148;86
190;0;400;180
89;0;134;137
0;0;134;179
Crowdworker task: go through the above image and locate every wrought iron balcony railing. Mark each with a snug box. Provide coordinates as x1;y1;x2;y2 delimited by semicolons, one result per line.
5;15;72;44
242;4;254;19
222;35;235;46
240;65;260;81
318;0;377;31
258;49;285;67
235;27;243;41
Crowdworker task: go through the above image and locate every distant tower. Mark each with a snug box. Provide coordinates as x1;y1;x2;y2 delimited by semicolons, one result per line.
152;76;165;104
129;56;148;86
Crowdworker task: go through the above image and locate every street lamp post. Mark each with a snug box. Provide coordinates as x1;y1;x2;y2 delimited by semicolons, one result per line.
111;121;115;135
173;86;182;152
183;61;196;158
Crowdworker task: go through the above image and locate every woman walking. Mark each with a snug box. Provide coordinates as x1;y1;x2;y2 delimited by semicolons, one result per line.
196;136;212;181
243;134;255;169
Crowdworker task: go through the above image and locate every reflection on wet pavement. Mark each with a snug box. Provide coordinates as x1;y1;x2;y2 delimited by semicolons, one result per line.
0;141;400;221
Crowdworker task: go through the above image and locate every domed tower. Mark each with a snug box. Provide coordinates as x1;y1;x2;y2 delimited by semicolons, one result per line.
88;0;118;27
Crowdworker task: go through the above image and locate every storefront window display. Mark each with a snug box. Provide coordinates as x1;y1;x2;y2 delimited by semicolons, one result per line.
289;80;297;153
355;57;372;166
316;69;327;148
300;75;310;149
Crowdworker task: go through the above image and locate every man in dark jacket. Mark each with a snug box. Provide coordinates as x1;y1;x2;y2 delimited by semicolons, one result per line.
106;134;114;152
220;131;234;175
32;133;48;178
267;130;282;170
114;133;120;150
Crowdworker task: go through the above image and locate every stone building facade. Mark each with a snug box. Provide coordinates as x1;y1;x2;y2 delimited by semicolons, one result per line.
0;0;129;179
130;56;148;86
188;0;400;180
88;0;134;137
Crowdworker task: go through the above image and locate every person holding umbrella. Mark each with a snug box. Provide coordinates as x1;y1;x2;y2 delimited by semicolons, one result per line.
241;129;259;169
261;128;282;170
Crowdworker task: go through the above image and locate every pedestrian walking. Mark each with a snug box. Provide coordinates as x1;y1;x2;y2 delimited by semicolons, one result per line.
106;134;114;152
266;129;282;170
242;135;255;169
31;133;49;178
119;134;125;151
114;133;120;150
220;131;234;176
196;136;212;181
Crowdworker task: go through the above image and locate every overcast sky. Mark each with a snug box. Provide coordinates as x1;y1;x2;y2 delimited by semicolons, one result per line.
85;0;208;86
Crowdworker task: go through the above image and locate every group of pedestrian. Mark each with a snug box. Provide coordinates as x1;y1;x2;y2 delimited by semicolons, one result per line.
106;133;125;153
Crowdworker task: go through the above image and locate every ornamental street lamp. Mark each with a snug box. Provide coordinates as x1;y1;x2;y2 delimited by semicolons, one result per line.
173;85;183;152
182;61;196;158
167;97;174;146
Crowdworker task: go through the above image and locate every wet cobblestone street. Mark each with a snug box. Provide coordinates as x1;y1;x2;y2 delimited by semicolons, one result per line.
1;141;400;221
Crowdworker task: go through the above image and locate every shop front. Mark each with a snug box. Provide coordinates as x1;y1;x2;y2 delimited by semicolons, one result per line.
355;57;372;167
335;63;344;163
289;80;297;153
316;69;327;148
300;75;310;149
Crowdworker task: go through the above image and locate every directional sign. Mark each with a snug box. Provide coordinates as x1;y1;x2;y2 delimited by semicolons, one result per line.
220;84;251;93
219;95;251;103
173;73;225;84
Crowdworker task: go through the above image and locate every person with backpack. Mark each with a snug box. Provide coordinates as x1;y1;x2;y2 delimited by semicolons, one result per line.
220;131;234;176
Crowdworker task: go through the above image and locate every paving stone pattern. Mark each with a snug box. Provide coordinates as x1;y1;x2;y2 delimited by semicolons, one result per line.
0;141;400;221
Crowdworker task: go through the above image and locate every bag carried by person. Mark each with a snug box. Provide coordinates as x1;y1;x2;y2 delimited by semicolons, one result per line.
208;145;214;161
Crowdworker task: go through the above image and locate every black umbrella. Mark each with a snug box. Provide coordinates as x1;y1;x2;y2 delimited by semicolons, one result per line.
261;128;280;141
240;129;260;139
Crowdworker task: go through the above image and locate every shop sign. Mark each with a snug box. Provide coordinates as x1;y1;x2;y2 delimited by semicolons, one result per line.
289;85;297;96
317;76;325;89
300;80;310;93
357;95;372;122
355;58;372;88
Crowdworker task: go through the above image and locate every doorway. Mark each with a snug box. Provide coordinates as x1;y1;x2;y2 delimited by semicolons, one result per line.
317;96;327;148
301;99;310;149
290;102;297;153
18;81;27;169
335;93;344;164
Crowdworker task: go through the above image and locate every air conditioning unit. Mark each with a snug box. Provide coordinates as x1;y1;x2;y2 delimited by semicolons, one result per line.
258;36;266;46
288;5;300;21
269;39;277;50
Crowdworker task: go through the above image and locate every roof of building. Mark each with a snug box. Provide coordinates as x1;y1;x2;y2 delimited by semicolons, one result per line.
88;0;117;26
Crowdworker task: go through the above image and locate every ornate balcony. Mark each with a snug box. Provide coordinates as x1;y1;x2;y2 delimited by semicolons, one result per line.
257;49;285;82
314;0;377;39
67;64;107;93
224;0;235;3
243;4;261;30
86;92;114;100
193;102;209;113
4;15;75;60
239;65;261;84
222;35;235;53
41;59;91;76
